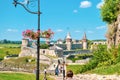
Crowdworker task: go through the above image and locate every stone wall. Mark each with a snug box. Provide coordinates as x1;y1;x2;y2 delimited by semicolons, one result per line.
72;44;82;49
40;49;56;56
56;44;83;50
63;50;91;55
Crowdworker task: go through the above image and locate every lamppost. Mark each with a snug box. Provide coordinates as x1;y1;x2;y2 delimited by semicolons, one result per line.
13;0;41;80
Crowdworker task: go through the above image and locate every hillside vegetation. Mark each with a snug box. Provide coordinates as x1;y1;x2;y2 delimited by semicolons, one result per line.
0;44;21;60
67;45;120;75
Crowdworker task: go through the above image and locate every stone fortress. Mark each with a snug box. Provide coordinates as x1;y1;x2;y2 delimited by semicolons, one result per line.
19;32;89;58
55;32;87;50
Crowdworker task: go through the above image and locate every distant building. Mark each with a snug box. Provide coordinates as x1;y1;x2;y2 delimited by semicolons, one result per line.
93;41;106;45
19;32;89;58
55;32;88;50
82;32;87;50
56;39;63;44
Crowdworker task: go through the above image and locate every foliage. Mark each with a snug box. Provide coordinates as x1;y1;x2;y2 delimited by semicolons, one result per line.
79;45;110;73
79;60;98;73
0;43;21;48
87;40;93;49
67;44;120;74
0;47;20;60
78;44;120;74
67;53;93;62
67;65;83;74
0;72;54;80
89;62;120;75
22;29;54;40
0;39;21;44
101;0;120;24
40;44;49;49
109;45;120;64
93;45;110;63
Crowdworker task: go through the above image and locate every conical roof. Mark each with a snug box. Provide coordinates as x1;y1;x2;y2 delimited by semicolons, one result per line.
83;32;87;40
66;32;72;39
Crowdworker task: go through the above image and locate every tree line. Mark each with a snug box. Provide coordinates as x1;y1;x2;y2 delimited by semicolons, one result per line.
0;39;22;44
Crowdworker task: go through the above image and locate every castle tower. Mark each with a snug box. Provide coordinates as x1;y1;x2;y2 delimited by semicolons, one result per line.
66;32;72;50
21;39;29;49
82;32;87;49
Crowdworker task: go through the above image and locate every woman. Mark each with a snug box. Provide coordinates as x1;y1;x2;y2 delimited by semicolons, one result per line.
55;64;59;76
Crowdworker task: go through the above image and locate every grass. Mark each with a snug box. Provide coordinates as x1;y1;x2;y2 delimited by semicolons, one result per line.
0;44;21;48
0;72;54;80
67;63;120;75
0;44;21;60
88;62;120;75
67;64;83;74
0;47;20;60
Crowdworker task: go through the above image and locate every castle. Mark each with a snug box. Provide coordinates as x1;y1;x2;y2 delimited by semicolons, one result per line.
55;32;87;50
19;32;88;57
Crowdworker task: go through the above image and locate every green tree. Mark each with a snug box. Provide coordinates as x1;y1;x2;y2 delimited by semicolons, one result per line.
40;44;49;49
101;0;120;24
101;0;120;48
87;40;93;49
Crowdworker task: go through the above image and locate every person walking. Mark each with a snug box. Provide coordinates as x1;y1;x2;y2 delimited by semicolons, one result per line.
55;64;59;76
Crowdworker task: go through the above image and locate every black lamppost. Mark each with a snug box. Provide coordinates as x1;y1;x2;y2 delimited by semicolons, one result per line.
13;0;41;80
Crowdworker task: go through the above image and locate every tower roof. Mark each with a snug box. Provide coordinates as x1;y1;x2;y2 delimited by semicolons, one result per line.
83;32;87;40
66;32;72;39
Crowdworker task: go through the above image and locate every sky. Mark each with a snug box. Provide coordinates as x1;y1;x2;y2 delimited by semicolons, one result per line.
0;0;107;41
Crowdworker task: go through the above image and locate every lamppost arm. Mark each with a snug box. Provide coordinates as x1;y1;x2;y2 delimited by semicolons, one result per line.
13;1;41;14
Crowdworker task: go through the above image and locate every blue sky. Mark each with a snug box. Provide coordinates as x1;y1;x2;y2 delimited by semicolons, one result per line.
0;0;106;41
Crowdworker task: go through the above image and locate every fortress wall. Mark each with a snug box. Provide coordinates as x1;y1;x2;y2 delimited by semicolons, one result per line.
63;50;91;55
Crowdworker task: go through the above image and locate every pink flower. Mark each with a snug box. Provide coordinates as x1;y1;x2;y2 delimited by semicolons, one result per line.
22;29;54;40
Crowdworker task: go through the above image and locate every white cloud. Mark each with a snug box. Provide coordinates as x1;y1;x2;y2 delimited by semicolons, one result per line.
96;0;104;9
96;26;106;29
80;1;92;8
75;30;80;33
87;31;94;33
7;29;18;32
56;29;63;32
73;10;78;13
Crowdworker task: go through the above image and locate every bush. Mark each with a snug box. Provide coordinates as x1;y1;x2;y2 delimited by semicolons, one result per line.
93;45;111;63
79;45;120;73
79;60;98;73
114;45;120;63
79;45;111;73
97;60;113;67
67;53;93;62
40;44;49;49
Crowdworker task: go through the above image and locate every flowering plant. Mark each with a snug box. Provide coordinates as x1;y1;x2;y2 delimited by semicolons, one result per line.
22;29;54;40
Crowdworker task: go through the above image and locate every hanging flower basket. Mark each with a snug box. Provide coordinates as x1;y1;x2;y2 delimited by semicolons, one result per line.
22;29;54;40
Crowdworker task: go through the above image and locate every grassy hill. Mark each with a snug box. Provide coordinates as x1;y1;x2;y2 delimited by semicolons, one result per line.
0;44;21;60
0;72;54;80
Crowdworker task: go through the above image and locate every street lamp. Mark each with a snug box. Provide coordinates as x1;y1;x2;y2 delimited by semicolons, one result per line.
13;0;41;80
